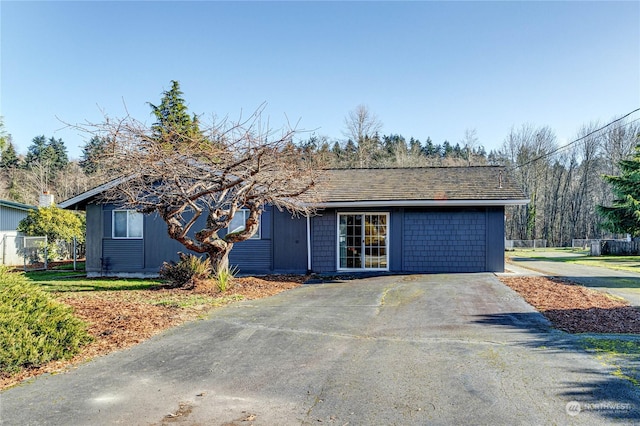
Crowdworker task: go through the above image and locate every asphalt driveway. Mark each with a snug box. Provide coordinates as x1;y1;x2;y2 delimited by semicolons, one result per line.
2;274;640;425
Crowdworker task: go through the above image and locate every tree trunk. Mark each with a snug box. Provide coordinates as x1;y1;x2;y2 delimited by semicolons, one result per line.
209;242;233;272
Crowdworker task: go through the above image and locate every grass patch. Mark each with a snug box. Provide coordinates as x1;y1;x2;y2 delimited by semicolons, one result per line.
150;294;244;309
0;267;92;374
506;248;589;257
580;337;640;356
579;336;640;387
23;269;161;293
35;278;161;293
507;249;640;274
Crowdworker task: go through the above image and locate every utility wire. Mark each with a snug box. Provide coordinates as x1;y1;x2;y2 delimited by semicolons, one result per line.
510;107;640;170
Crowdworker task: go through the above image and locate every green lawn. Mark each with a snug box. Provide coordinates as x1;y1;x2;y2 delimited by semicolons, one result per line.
21;264;244;310
579;336;640;387
506;248;640;274
24;268;161;293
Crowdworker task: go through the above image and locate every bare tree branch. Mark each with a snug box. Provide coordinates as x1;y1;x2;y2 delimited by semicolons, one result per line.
72;104;319;270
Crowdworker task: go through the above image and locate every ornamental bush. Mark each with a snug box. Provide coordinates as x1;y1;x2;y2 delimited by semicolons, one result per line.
17;206;85;260
0;267;91;373
159;253;212;288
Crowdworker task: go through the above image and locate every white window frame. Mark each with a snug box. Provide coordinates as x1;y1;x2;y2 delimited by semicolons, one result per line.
336;212;389;271
112;210;144;239
227;209;261;240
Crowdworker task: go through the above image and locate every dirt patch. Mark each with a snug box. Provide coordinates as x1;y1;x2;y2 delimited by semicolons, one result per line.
0;275;304;390
499;276;640;334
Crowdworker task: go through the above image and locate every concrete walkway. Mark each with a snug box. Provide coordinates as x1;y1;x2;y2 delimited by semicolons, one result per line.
2;274;640;425
505;254;640;307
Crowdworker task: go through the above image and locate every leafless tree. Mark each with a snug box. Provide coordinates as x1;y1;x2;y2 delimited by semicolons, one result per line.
460;128;479;166
343;105;383;168
22;159;53;198
80;107;319;271
500;124;557;240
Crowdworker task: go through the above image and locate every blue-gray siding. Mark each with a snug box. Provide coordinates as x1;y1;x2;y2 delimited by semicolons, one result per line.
310;211;336;273
86;203;505;275
401;209;486;272
310;207;505;274
485;207;506;271
0;205;32;231
85;204;103;273
272;213;308;273
229;240;272;273
103;239;144;270
88;204;308;275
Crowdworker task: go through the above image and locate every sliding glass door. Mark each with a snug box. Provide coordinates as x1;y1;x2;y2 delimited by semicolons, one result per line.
338;213;388;270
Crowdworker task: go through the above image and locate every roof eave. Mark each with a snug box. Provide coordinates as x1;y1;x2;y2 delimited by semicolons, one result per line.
58;177;127;210
0;200;37;211
312;199;530;208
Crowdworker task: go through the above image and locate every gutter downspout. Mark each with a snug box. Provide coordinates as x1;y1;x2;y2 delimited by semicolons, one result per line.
306;215;312;274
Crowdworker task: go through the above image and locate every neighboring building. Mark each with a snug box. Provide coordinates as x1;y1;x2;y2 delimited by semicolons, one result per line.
59;166;528;277
0;199;37;265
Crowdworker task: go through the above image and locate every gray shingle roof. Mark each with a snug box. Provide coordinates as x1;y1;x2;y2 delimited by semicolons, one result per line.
61;166;528;210
311;166;527;205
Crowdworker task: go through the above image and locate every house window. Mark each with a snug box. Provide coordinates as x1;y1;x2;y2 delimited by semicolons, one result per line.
228;209;261;240
112;210;143;239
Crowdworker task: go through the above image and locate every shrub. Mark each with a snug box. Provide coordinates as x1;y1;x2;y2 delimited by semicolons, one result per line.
216;265;239;292
17;206;85;261
159;253;212;288
0;267;91;374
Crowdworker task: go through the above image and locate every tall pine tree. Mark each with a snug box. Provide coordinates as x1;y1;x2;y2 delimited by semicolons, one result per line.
80;136;108;175
148;80;201;146
598;142;640;236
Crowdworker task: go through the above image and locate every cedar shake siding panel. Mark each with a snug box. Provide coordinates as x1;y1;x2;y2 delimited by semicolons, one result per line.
311;211;336;273
402;209;486;273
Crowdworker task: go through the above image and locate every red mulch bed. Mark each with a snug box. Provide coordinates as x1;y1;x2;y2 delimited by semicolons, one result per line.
499;276;640;334
0;275;304;390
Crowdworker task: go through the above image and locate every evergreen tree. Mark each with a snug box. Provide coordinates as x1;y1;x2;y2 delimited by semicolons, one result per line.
331;141;344;165
409;137;422;156
48;137;69;170
24;136;67;171
343;139;358;167
148;80;201;145
453;142;463;158
598;143;640;236
24;135;49;167
442;141;453;157
0;142;19;168
0;116;8;153
80;136;108;175
422;137;436;157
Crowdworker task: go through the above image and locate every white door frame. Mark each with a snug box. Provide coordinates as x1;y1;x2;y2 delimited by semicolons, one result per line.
336;212;389;271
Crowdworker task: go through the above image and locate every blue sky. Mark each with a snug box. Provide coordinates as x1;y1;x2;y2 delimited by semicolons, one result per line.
1;1;639;160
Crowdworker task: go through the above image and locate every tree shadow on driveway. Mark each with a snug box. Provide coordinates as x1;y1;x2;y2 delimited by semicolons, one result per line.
473;311;640;422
